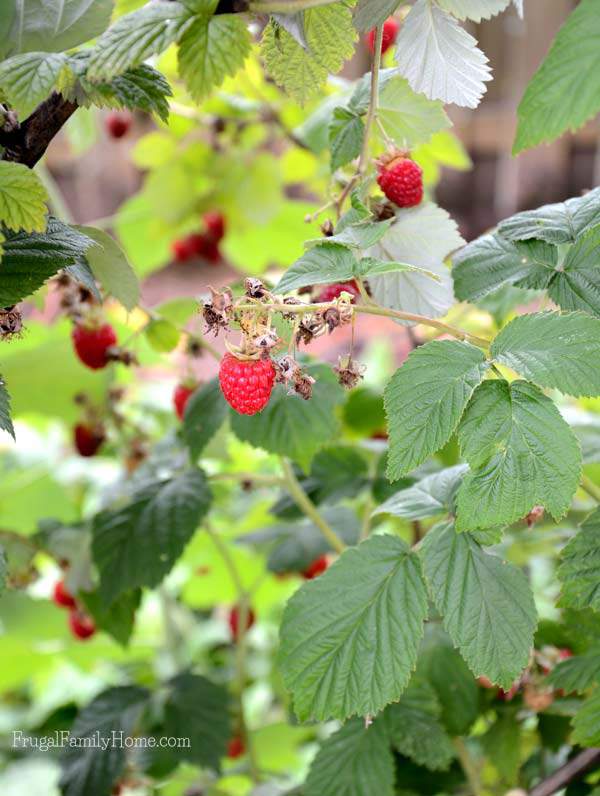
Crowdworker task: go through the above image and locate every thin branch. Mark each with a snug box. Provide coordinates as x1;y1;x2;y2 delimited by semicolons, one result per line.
0;92;77;167
529;748;600;796
581;474;600;503
358;24;383;176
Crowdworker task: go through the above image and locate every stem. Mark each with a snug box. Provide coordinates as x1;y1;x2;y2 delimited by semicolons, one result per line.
581;474;600;503
530;748;600;796
280;458;346;554
358;25;383;176
453;737;481;796
35;162;73;223
250;0;338;10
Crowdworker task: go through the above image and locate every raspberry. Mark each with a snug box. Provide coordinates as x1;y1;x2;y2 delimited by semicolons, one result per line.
315;280;360;303
74;423;105;457
377;153;423;208
72;323;117;370
558;648;573;660
53;580;77;609
227;735;245;759
219;354;275;415
172;234;221;264
173;382;197;421
228;604;255;641
105;111;132;139
68;610;96;640
366;18;400;55
171;237;194;263
301;555;328;580
203;211;226;243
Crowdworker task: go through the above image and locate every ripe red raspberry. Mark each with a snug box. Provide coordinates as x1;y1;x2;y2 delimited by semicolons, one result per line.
173;382;197;421
171;237;194;263
366;17;400;55
68;610;96;640
53;580;77;609
105;111;132;139
203;211;226;243
219;353;275;415
228;604;255;641
72;323;117;370
74;423;105;457
377;153;423;208
227;735;245;759
301;555;328;580
315;280;360;303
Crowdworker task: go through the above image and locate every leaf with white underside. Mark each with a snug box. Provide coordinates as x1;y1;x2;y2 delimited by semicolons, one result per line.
547;225;600;317
0;52;68;117
304;718;394;796
385;341;488;480
353;0;402;32
514;0;600;153
420;521;537;689
395;0;492;109
547;647;600;693
498;187;600;244
558;508;600;613
436;0;510;21
374;464;468;520
491;312;600;398
366;203;463;322
513;0;523;17
377;75;451;148
455;380;581;530
278;534;429;722
0;162;47;233
572;690;600;747
0;378;15;440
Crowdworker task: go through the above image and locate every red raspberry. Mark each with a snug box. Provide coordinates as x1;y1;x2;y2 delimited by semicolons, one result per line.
202;240;221;264
74;423;105;457
315;280;360;303
68;610;96;640
366;18;400;55
105;111;132;139
301;555;328;580
558;648;573;661
203;211;226;243
219;354;275;415
227;735;245;759
228;604;255;641
377;153;423;208
53;580;77;609
72;323;117;370
173;382;197;421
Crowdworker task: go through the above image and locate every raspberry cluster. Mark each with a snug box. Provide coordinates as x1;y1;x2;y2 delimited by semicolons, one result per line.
52;580;96;640
171;211;226;265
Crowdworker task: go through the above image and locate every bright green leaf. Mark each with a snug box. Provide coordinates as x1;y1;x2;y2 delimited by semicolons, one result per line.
377;75;451;148
329;107;364;171
548;224;600;317
75;225;139;310
0;52;67;117
144;319;180;352
0;161;47;233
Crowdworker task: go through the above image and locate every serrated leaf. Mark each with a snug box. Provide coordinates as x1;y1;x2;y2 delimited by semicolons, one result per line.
231;364;345;470
306;217;393;250
75;226;139;310
420;521;537;689
547;647;600;693
86;1;190;81
64;260;102;302
305;718;394;796
353;0;402;32
0;51;68;117
383;679;454;770
491;311;600;398
92;469;211;603
87;63;172;122
0;377;15;440
329;107;364;171
272;12;308;49
81;588;141;647
59;686;149;796
384;340;488;480
377;75;451;148
498;187;600;244
558;508;600;613
178;13;251;103
374;464;468;520
367;203;463;322
572;689;600;746
276;243;356;293
183;378;228;459
436;0;510;22
278;534;429;721
547;224;600;317
0;218;94;305
514;0;600;153
455;380;581;530
0;162;47;234
395;0;492;109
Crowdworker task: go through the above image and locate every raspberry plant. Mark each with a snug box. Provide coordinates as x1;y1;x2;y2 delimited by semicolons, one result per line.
1;2;600;796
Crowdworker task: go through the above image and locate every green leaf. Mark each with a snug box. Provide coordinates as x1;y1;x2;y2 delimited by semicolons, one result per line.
92;469;211;603
163;673;231;771
74;226;139;310
82;63;172;122
452;233;558;302
377;75;451;148
329;107;364;171
383;679;454;770
572;689;600;747
498;186;600;244
182;378;228;459
278;534;429;721
436;0;510;21
353;0;402;32
59;686;149;796
0;376;15;440
178;13;251;103
144;319;180;352
481;711;522;782
491;311;600;398
548;224;600;317
86;1;190;81
558;508;600;613
80;588;141;647
0;546;7;596
0;52;68;117
420;522;537;689
384;340;488;480
231;364;345;470
306;217;393;251
514;0;600;153
374;464;468;520
0;162;47;233
547;647;600;693
0;218;94;305
276;243;356;293
456;380;581;530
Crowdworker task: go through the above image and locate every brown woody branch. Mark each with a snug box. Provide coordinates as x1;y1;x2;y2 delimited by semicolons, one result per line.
529;748;600;796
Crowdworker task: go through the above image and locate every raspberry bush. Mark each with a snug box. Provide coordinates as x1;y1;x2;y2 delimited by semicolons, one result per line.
1;2;600;796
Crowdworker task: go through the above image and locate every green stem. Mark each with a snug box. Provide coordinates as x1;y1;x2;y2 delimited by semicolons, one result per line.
35;162;73;223
280;458;346;554
358;25;383;176
581;474;600;503
453;737;482;796
250;0;338;11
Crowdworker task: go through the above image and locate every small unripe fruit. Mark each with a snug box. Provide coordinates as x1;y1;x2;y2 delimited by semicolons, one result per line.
227;735;245;759
53;580;77;609
72;323;117;370
301;555;328;580
173;382;197;421
105;111;132;139
219;353;275;415
69;610;96;640
366;18;400;55
228;604;255;641
74;423;105;457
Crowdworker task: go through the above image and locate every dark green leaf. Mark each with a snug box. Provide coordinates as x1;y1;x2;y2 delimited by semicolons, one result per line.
548;224;600;316
0;376;15;440
498;187;600;244
558;507;600;613
275;243;358;293
183;378;228;459
572;689;600;746
374;464;467;521
80;588;141;647
547;647;600;694
329;107;364;171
